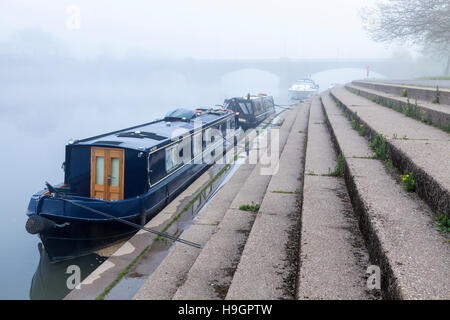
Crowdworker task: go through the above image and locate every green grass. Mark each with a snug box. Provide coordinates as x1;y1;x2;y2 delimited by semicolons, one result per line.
435;214;450;232
401;88;408;97
358;124;366;136
437;123;450;133
327;154;345;177
239;203;260;212
351;112;360;131
432;86;440;104
404;98;420;119
385;159;398;172
271;190;300;194
400;172;416;192
369;134;387;160
96;244;152;300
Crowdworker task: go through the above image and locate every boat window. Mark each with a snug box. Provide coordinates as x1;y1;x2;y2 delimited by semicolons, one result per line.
193;132;202;157
238;102;249;114
95;156;104;185
165;144;179;172
204;128;211;147
252;101;258;114
111;158;120;186
246;102;253;113
257;101;263;112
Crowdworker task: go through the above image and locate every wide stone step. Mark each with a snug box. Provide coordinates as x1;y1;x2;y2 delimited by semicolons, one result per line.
352;80;450;105
347;83;450;130
321;91;450;299
297;97;373;300
225;101;310;299
330;86;450;218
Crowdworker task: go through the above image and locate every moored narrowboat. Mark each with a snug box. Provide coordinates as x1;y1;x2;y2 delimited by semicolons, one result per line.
25;107;241;262
223;93;276;130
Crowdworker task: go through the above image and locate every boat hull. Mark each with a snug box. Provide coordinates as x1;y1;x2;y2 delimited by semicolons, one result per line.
288;89;317;101
39;216;144;262
26;162;210;262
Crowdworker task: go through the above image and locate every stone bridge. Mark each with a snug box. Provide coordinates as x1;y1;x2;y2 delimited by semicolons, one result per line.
148;57;417;93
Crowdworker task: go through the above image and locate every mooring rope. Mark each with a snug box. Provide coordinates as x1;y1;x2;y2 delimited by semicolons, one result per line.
59;198;203;249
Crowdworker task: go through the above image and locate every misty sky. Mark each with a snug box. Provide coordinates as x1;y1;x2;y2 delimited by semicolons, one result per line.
0;0;397;60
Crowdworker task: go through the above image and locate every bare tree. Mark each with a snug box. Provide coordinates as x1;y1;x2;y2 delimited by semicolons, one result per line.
361;0;450;75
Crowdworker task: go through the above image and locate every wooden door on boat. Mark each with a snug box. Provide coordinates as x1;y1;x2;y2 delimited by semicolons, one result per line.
90;147;125;201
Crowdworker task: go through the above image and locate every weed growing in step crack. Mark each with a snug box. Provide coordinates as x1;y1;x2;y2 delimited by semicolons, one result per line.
435;214;450;232
401;88;408;97
432;86;440;104
358;124;366;136
327;154;345;177
351;112;360;130
400;172;416;192
271;190;300;194
369;134;387;160
239;202;260;212
404;98;420;119
385;159;398;172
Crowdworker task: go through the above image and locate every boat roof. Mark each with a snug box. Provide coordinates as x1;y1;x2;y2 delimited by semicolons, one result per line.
224;94;273;103
71;109;233;152
294;78;316;84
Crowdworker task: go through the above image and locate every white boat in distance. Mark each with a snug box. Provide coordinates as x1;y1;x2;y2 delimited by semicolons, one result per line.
288;79;319;101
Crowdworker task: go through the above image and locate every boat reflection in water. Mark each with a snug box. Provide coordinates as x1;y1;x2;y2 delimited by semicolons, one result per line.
29;242;106;300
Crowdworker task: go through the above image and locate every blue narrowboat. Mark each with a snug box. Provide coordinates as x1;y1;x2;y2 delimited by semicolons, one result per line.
223;93;275;130
25;108;241;262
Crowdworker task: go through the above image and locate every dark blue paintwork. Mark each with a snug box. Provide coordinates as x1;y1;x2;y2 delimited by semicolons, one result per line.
26;108;239;261
224;94;275;130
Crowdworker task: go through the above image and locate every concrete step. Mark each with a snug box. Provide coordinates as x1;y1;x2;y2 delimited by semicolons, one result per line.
321;91;450;299
132;163;255;300
133;107;298;300
352;80;450;105
225;101;310;299
297;97;374;300
330;86;450;217
171;163;272;299
170;104;303;300
346;83;450;130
